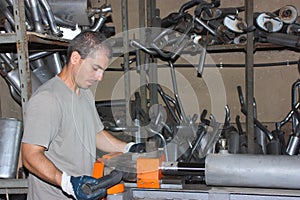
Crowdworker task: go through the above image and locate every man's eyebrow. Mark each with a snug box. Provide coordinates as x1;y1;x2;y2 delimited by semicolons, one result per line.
94;64;105;70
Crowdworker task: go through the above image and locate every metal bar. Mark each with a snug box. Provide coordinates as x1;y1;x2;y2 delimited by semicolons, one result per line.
245;0;255;153
14;0;31;114
139;0;148;114
122;0;131;128
0;33;17;43
147;0;158;106
0;179;28;188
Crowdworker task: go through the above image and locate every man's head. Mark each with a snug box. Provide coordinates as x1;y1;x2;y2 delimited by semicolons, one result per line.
67;31;112;63
66;31;113;89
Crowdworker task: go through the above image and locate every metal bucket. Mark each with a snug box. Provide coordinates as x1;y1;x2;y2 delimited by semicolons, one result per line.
0;118;22;178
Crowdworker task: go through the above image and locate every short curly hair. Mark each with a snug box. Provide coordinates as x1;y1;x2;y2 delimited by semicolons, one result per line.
66;31;112;63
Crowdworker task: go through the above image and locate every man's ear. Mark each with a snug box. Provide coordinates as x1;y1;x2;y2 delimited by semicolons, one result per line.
70;51;81;64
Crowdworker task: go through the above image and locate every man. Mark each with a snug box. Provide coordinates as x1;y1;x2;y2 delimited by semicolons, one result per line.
22;31;140;200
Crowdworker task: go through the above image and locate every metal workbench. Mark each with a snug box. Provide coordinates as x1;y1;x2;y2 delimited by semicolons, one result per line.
1;179;300;200
107;185;300;200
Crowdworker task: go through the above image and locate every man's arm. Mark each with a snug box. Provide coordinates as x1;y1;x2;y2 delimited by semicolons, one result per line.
22;143;62;186
96;130;127;152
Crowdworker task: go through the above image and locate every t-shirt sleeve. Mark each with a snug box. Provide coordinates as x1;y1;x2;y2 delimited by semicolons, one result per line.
22;91;61;149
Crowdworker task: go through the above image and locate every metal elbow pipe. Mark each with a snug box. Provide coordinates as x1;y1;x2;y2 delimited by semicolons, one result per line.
38;0;62;36
29;0;45;33
90;16;106;32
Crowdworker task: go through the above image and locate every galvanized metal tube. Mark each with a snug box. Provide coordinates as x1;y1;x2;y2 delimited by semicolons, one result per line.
205;154;300;189
90;16;106;32
29;0;44;33
38;0;62;36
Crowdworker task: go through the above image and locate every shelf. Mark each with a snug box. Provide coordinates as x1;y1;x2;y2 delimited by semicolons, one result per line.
0;179;28;194
0;32;69;53
206;43;299;53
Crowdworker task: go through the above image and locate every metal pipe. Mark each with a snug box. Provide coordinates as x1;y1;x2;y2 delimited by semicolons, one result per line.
197;42;207;77
28;51;52;61
156;84;180;124
90;16;106;32
145;126;169;162
51;52;63;74
130;40;158;56
4;19;13;33
291;79;300;133
38;0;62;36
29;0;44;33
37;0;49;28
0;54;17;70
206;154;300;189
194;17;218;36
168;60;188;123
160;161;205;174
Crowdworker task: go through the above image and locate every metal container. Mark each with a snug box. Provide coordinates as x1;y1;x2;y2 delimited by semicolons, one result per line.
0;118;23;178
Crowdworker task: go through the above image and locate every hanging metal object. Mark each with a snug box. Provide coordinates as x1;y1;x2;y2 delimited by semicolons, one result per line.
277;5;298;24
201;7;222;21
223;15;246;33
256;13;283;32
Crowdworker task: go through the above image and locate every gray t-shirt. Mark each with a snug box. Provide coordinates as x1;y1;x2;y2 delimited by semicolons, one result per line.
22;76;104;199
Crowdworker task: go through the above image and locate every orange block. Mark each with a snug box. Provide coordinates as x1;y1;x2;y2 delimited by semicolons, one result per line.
136;155;165;188
93;161;104;178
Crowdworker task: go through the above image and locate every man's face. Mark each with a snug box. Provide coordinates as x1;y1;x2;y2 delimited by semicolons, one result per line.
75;50;110;89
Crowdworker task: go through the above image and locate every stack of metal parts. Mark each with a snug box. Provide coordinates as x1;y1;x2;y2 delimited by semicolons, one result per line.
100;0;300;190
0;0;114;104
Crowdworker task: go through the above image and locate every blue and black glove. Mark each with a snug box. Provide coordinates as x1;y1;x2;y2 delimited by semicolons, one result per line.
61;170;123;200
124;142;146;153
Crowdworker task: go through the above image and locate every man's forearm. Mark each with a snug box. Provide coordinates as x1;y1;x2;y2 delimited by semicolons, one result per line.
22;143;62;186
96;130;127;152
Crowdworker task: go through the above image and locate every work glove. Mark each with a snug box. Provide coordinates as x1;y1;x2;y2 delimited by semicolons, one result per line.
61;172;106;200
61;170;123;200
124;142;146;153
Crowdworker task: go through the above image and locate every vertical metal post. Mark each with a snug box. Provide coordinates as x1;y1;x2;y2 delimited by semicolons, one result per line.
13;0;31;118
245;0;255;153
139;0;148;112
147;0;158;106
122;0;131;127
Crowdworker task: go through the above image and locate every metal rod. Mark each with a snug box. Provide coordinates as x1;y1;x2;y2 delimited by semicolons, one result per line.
139;0;148;113
122;0;131;129
245;0;255;153
147;0;158;106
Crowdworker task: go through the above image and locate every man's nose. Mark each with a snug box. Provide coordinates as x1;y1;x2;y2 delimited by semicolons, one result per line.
96;71;103;81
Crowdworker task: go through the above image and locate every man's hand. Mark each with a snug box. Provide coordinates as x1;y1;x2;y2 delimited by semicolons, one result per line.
61;170;123;200
61;172;106;200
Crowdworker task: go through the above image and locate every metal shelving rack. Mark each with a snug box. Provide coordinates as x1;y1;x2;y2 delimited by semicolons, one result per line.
0;0;68;195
